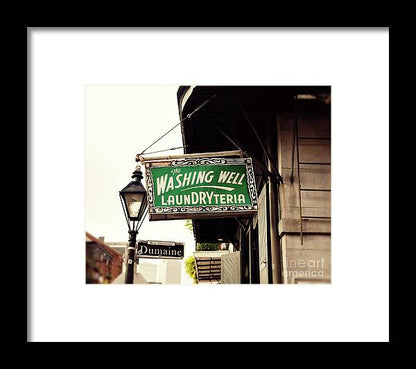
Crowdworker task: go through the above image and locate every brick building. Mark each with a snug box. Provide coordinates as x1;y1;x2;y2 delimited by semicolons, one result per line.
86;232;123;284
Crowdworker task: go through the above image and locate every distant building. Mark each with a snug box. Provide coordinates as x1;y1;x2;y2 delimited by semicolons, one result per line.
111;270;149;284
86;232;123;284
137;259;182;284
160;260;181;284
138;262;158;283
104;240;126;256
104;240;127;273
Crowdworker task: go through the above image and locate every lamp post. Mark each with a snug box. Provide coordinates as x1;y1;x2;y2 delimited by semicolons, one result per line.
119;165;148;284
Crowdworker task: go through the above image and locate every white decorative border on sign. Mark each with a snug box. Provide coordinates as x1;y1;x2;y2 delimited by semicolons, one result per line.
171;158;227;166
145;157;258;215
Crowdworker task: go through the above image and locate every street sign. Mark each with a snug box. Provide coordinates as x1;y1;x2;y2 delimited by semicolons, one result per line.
144;156;258;220
136;240;185;260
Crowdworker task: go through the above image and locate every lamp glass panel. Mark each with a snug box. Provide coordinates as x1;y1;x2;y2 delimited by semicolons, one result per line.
124;193;144;219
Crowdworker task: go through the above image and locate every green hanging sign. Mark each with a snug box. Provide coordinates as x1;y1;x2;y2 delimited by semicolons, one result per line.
144;156;258;220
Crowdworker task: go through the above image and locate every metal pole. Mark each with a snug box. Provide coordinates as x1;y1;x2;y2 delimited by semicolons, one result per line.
212;123;277;183
125;230;137;284
137;149;244;164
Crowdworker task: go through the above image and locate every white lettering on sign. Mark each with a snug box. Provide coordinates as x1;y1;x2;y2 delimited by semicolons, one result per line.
218;171;245;185
137;244;184;258
182;172;192;187
148;240;176;246
157;175;168;196
156;170;244;196
166;176;175;192
160;191;246;205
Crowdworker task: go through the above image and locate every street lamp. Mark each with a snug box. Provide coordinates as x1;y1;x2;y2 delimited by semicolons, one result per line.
119;165;148;284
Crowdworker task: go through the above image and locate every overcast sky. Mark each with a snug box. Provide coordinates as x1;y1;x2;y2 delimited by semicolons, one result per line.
85;85;195;283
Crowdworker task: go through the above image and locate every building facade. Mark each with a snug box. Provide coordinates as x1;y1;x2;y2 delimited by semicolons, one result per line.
102;239;127;273
86;232;123;284
137;259;182;284
138;262;158;282
177;86;331;284
159;260;182;284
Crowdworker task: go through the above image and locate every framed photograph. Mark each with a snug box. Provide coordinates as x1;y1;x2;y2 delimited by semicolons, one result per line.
29;27;390;342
